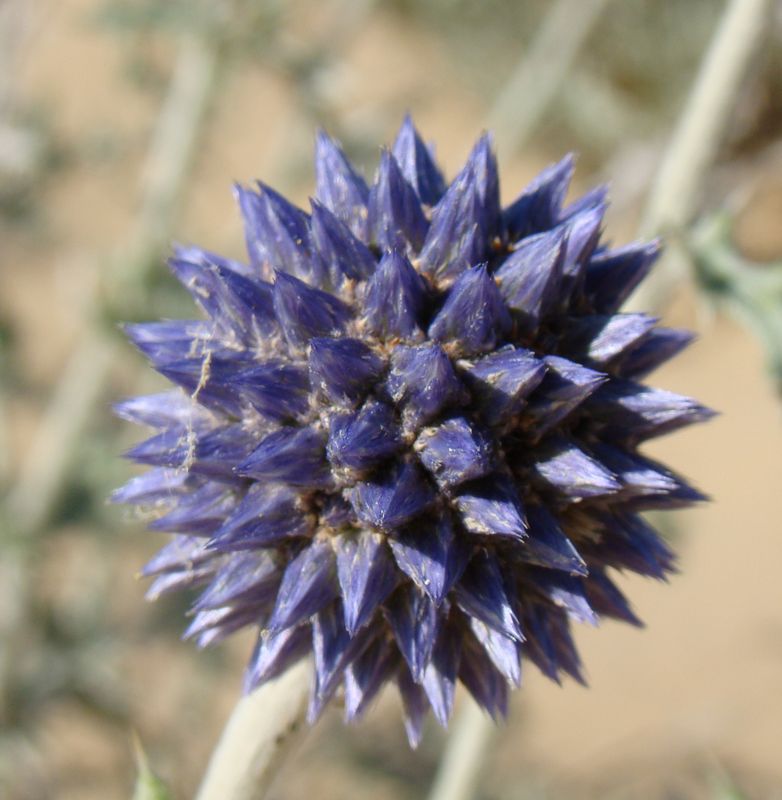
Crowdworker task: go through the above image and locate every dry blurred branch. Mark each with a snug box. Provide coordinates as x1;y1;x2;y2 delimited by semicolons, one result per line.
488;0;611;155
641;0;773;238
0;31;219;720
631;0;774;311
0;0;36;492
7;34;217;539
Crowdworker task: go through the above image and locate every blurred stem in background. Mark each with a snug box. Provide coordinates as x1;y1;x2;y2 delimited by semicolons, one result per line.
488;0;611;157
0;26;220;724
6;32;219;535
631;0;773;311
427;1;774;799
0;0;36;490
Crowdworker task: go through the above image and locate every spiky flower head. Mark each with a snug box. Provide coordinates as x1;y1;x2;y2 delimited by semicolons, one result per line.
115;116;712;746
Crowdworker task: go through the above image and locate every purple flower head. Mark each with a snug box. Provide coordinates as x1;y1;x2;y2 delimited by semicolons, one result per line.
115;117;713;747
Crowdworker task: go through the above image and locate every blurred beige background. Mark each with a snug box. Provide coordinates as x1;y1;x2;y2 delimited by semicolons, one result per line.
1;1;781;798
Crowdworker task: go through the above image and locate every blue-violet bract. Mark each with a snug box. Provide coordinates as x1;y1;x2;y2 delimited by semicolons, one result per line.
115;117;713;747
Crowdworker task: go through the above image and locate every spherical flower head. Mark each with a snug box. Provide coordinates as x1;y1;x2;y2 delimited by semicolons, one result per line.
114;116;713;747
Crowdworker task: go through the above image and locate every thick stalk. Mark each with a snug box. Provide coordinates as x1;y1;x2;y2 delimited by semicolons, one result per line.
195;661;312;800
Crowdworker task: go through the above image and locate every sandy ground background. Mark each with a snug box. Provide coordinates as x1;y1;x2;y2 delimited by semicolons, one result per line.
1;1;781;798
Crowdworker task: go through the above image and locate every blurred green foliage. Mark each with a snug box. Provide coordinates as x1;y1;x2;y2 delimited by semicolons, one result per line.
692;212;782;392
133;737;174;800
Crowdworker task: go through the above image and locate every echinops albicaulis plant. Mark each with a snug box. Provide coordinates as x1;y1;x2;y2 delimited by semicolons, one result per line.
114;116;712;747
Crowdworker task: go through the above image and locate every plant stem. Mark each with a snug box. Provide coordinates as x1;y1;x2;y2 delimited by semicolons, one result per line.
631;0;773;310
426;699;496;800
195;660;312;800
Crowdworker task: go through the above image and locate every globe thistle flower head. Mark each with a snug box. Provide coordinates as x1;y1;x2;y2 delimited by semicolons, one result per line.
115;116;713;747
